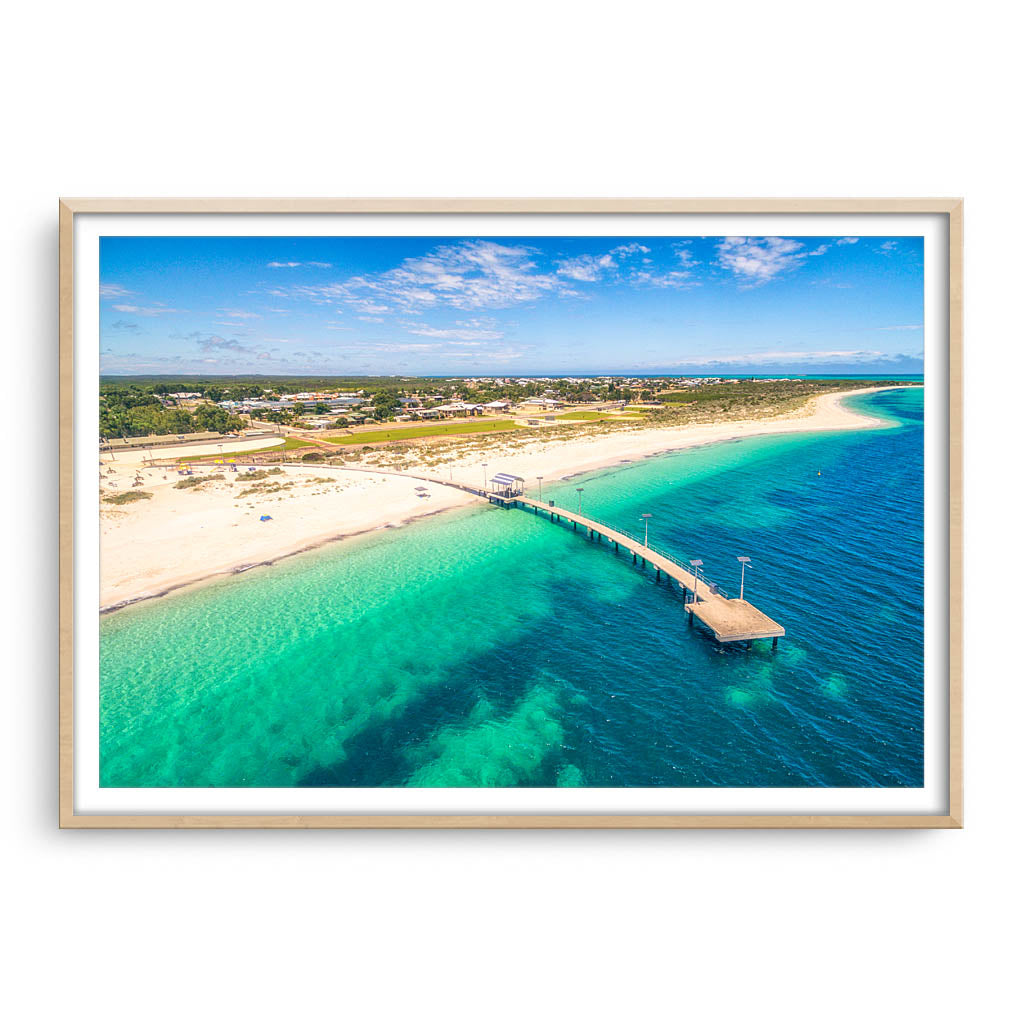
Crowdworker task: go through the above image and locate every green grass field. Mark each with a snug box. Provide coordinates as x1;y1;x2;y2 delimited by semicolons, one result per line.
324;420;522;445
553;410;645;422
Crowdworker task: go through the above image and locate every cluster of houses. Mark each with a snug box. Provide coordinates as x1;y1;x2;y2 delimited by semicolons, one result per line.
159;379;651;433
398;399;513;420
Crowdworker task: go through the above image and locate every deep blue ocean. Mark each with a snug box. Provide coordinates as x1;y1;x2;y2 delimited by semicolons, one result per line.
100;387;924;788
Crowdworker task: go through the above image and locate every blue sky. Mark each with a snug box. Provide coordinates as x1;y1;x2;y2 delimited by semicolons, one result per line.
99;234;924;375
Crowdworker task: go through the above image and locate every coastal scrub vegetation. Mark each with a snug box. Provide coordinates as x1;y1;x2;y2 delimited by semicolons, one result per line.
102;490;153;504
234;469;283;482
647;379;909;427
173;473;225;490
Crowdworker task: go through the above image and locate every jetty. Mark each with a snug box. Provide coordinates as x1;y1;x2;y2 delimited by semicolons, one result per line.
487;480;785;646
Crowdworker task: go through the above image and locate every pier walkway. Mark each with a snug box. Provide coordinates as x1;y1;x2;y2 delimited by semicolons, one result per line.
499;494;785;645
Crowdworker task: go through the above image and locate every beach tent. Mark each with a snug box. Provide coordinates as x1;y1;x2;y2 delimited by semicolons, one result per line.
259;514;272;522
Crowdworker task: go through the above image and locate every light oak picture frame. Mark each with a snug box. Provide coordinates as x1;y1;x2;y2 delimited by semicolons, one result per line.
59;197;963;829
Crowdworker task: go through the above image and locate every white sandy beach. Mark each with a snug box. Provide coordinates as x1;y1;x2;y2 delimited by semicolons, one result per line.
99;387;903;610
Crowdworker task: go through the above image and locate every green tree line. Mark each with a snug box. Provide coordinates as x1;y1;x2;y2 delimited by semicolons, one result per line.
99;390;245;439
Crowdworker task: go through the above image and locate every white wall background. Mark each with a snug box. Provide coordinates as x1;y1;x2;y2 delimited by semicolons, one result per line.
3;2;1018;1020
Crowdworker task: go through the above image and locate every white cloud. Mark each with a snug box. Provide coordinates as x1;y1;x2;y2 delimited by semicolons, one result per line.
100;283;134;299
877;323;923;331
837;237;859;245
297;240;565;313
267;261;302;268
716;237;826;287
217;308;261;319
405;318;504;341
669;349;900;366
630;269;694;288
554;253;616;282
112;303;187;316
555;242;654;283
348;299;392;316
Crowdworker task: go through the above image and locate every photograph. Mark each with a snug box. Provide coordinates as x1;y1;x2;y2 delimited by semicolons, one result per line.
81;220;937;802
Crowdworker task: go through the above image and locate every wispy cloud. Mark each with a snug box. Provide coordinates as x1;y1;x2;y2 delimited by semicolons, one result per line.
109;320;140;334
112;303;187;316
188;332;252;354
293;240;567;314
100;283;135;299
267;260;333;268
669;349;905;366
217;308;261;320
837;237;859;246
716;237;827;287
556;242;699;290
877;323;923;331
405;318;505;341
554;252;618;282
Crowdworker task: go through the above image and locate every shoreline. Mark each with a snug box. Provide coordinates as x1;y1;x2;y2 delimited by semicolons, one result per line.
99;503;473;615
100;386;911;614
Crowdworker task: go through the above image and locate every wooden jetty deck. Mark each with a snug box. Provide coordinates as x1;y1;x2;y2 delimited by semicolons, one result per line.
502;495;785;645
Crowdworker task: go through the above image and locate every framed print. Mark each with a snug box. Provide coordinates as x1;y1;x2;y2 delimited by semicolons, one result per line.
59;198;962;828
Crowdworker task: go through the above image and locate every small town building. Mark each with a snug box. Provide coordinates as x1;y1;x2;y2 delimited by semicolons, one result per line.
432;402;484;417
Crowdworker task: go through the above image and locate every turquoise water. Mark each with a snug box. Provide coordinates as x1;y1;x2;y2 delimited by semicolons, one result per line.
100;388;924;788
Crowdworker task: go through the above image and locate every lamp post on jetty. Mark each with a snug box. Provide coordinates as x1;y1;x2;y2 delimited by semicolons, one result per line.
576;487;584;514
737;556;751;601
537;476;543;501
640;512;652;549
689;558;703;604
482;463;488;491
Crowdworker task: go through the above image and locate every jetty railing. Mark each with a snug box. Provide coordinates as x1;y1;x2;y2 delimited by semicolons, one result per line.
519;499;730;599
